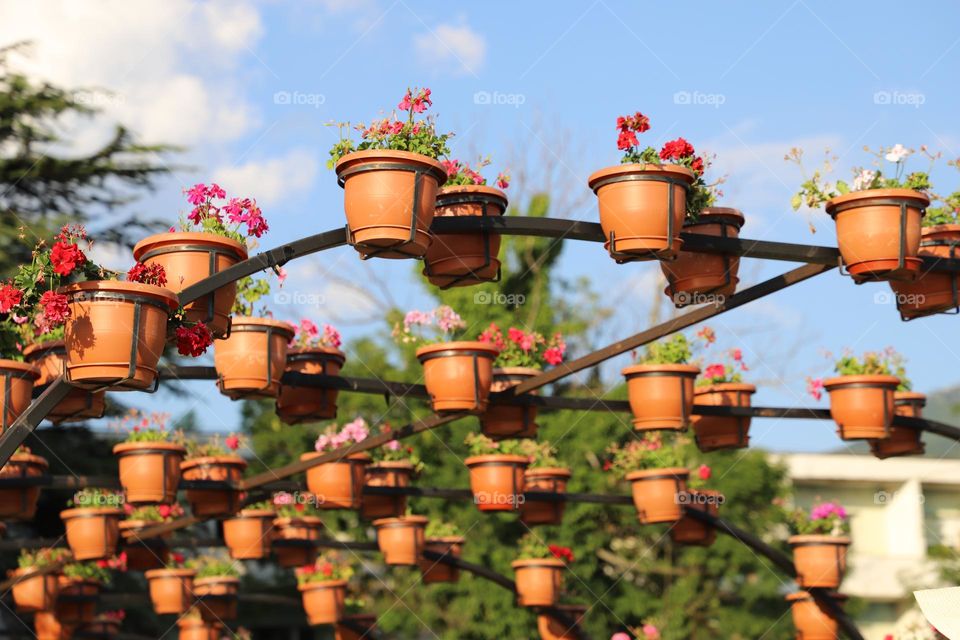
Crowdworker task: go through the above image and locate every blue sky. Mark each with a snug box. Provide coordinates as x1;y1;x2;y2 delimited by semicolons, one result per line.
9;0;960;452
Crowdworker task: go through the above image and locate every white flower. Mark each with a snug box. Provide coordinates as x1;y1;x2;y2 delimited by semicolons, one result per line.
852;169;877;191
884;143;911;163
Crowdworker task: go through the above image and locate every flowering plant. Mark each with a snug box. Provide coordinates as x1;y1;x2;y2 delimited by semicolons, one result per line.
68;488;124;509
787;501;850;535
635;334;693;365
696;348;748;386
63;561;113;584
516;532;574;563
477;322;565;368
370;423;424;472
464;432;526;457
295;554;354;584
188;556;240;579
314;417;370;452
687;463;713;490
231;272;279;317
522;438;562;469
17;547;70;569
179;183;268;241
114;409;175;444
605;432;685;478
164;552;188;569
391;305;467;346
97;610;126;623
806;347;908;401
290;318;341;350
178;432;244;459
612;625;661;640
123;503;184;522
440;157;509;190
925;159;960;227
271;491;322;518
425;520;462;538
328;87;452;168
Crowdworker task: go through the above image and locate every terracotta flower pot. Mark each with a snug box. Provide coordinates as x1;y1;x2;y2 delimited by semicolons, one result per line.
61;506;124;561
119;520;170;571
520;467;571;526
537;604;588;640
272;516;323;568
622;364;699;431
423;185;507;287
789;535;851;589
825;188;928;282
416;341;499;413
589;163;696;262
626;467;689;524
787;591;846;640
34;610;73;640
10;567;60;612
0;450;48;519
479;367;540;439
335;614;378;640
177;618;222;640
419;536;464;584
661;207;744;306
0;359;38;430
692;383;757;451
512;559;564;607
301;452;370;510
670;489;722;546
890;224;960;318
335;149;447;259
223;508;275;559
180;455;247;518
361;461;415;519
55;576;99;625
23;342;106;424
133;232;248;338
194;576;239;622
144;568;195;615
824;375;899;440
299;579;347;625
214;316;294;399
276;347;346;424
112;441;185;504
870;391;926;459
465;454;529;512
373;515;428;566
62;281;178;391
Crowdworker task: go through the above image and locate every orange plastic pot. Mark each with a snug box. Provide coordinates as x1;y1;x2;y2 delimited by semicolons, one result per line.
0;450;48;519
589;163;696;261
419;536;464;584
0;359;38;430
144;568;195;615
177;618;222;640
61;507;123;561
789;535;850;589
479;367;540;439
133;232;248;338
513;559;564;607
301;452;370;509
223;508;275;559
626;467;689;524
423;185;507;287
622;364;699;431
670;489;722;546
692;383;756;451
276;347;346;424
214;316;294;399
661;208;744;305
272;516;323;568
10;568;59;612
335;150;446;259
113;441;185;504
787;591;846;640
24;341;105;424
825;188;928;282
824;375;899;440
335;614;378;640
871;391;926;459
62;281;178;391
537;604;588;640
373;515;428;565
891;224;960;318
194;576;239;622
299;579;346;625
416;341;499;413
465;454;528;512
520;467;571;526
119;520;170;571
34;610;73;640
180;455;247;518
55;577;99;624
361;461;415;519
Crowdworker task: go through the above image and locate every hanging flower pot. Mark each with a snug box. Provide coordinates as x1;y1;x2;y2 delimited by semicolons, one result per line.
177;617;223;640
622;364;699;431
0;448;48;520
661;207;745;305
335;614;378;640
145;568;195;615
301;452;370;510
480;367;540;439
416;341;499;413
113;440;185;505
23;342;105;424
787;591;846;640
513;559;565;607
670;489;722;546
361;461;415;519
34;610;72;640
789;535;851;589
626;467;689;524
824;375;899;440
180;455;247;518
277;347;346;424
464;447;529;512
299;579;347;625
0;359;38;429
133;232;248;338
61;492;124;561
372;515;428;566
891;224;960;318
62;281;178;391
419;535;465;584
194;576;239;622
272;515;323;568
214;316;294;399
537;604;588;640
423;183;507;288
520;467;571;526
119;519;170;571
10;568;60;612
870;391;926;459
223;507;275;560
692;383;756;451
55;576;100;625
825;189;928;282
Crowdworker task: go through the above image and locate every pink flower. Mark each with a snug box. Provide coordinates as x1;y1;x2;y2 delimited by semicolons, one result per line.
642;624;660;639
811;501;847;521
731;348;742;361
315;434;331;451
300;319;320;338
544;347;563;366
276;266;287;285
507;327;525;345
386;439;401;451
495;172;510;190
806;377;824;402
225;435;240;451
186;183;208;206
704;363;725;379
698;464;711;481
208;183;226;199
611;634;631;640
322;324;341;349
519;334;535;352
40;291;70;324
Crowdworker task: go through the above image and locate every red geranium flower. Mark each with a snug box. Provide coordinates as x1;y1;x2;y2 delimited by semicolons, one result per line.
0;283;23;314
225;435;240;451
40;291;70;323
127;263;168;287
659;137;696;161
50;240;86;277
174;322;213;357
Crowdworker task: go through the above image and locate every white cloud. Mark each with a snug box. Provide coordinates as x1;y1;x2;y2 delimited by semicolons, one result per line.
212;148;319;205
414;23;486;76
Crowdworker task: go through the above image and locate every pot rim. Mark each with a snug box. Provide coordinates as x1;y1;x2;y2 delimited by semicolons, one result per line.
60;507;124;519
133;232;249;261
0;359;40;379
464;454;530;467
588;163;696;192
787;534;852;545
694;383;757;394
786;591;847;602
300;451;371;463
823;375;900;389
367;460;415;471
60;280;179;309
525;466;572;479
297;578;347;592
684;207;745;230
334;149;446;182
622;363;700;377
825;188;930;215
22;341;65;360
894;391;926;404
4;452;49;469
921;223;960;238
193;576;240;586
230;509;276;519
511;558;565;569
492;366;542;377
273;516;324;526
144;568;196;579
181;455;248;470
228;315;296;337
415;340;500;359
425;536;465;544
625;467;690;481
287;346;346;362
371;515;430;527
113;441;187;455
